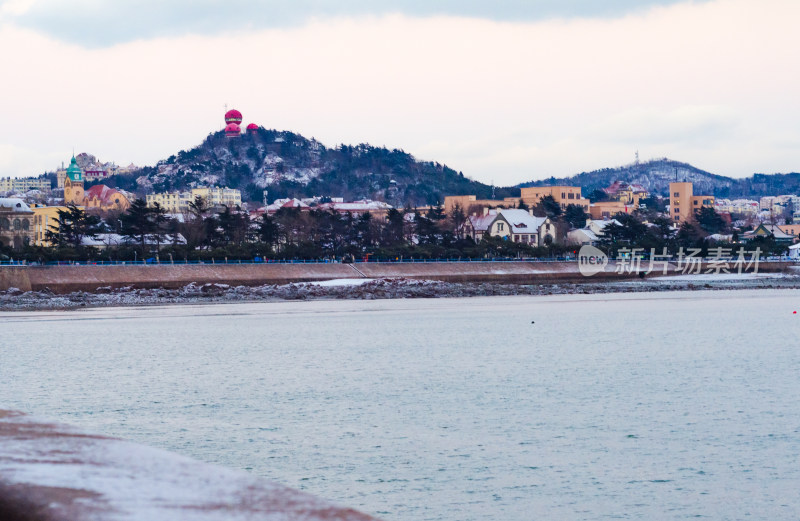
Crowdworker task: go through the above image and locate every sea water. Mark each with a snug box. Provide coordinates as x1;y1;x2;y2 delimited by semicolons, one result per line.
2;290;799;520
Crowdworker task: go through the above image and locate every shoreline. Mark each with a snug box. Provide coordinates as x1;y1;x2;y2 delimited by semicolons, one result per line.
2;274;799;312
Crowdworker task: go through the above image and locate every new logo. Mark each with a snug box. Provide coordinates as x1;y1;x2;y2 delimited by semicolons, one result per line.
578;245;608;276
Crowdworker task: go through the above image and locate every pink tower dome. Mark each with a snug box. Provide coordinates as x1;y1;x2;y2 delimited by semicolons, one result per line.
225;109;243;125
246;123;259;135
225;122;241;138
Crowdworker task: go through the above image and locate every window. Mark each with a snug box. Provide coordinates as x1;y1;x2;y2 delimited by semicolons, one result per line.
568;193;574;200
694;200;698;205
13;219;20;230
497;222;504;231
674;192;680;197
561;192;566;199
22;219;29;231
674;208;680;213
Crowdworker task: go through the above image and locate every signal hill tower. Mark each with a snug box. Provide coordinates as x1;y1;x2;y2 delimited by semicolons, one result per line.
223;108;259;138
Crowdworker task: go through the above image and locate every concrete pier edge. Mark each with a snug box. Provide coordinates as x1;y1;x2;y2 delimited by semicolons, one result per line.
0;409;379;521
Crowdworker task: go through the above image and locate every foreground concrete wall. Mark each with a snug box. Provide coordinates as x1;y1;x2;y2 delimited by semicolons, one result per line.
0;409;378;521
0;261;789;293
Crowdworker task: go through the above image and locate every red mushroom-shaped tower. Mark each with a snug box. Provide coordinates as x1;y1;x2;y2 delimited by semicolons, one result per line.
225;109;243;125
246;123;259;135
225;122;241;138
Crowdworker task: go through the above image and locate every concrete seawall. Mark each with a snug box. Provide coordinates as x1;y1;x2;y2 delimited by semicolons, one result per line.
0;261;790;294
0;409;379;521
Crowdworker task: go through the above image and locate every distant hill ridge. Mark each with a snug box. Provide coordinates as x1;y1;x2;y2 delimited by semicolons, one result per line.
82;129;799;205
520;158;800;199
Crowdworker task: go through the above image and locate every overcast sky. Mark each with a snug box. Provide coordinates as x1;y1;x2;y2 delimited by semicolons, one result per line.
1;0;798;185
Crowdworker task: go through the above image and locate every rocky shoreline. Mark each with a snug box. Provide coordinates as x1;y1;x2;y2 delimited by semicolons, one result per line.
1;275;799;311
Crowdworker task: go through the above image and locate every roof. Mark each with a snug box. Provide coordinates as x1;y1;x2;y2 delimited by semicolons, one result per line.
0;198;33;212
496;209;548;234
317;200;393;212
85;185;128;206
570;228;599;241
588;219;621;230
467;212;496;233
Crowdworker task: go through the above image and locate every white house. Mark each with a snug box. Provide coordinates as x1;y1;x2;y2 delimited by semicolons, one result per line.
485;209;556;246
789;242;800;260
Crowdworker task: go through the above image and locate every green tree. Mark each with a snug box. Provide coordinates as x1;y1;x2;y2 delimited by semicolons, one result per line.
563;204;589;229
694;206;726;235
44;204;103;249
120;199;155;258
535;195;562;218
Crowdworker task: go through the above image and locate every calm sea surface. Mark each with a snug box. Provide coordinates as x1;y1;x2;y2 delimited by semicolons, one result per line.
2;290;800;520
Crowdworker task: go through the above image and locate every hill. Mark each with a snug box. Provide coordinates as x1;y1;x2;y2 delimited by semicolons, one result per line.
520;158;800;198
101;128;514;207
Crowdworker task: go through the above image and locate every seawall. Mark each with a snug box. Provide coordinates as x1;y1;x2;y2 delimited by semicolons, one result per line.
0;409;378;521
0;261;790;294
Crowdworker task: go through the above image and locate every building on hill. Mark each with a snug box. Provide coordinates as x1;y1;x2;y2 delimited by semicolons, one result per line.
84;185;131;213
0;177;51;193
146;191;195;213
146;187;242;212
63;156;84;206
520;186;590;211
669;182;714;223
603;181;649;205
190;187;241;208
715;198;759;216
0;198;35;249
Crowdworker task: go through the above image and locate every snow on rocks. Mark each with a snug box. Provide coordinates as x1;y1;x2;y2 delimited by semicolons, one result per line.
1;276;799;311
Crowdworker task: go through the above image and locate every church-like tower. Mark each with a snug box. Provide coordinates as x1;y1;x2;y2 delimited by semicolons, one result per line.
63;156;84;206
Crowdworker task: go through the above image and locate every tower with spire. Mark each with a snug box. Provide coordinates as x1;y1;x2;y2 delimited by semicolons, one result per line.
63;155;84;206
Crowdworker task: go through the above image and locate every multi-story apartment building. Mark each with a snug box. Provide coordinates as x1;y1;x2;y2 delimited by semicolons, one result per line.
191;187;242;208
669;182;714;223
146;191;195;213
520;186;590;211
0;177;52;193
146;187;242;212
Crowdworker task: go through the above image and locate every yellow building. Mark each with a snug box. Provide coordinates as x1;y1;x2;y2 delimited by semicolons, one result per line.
669;182;714;223
146;187;242;212
443;195;521;214
31;204;70;246
63;156;84;206
191;187;242;208
84;185;131;213
520;186;590;211
588;201;637;220
146;191;194;212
